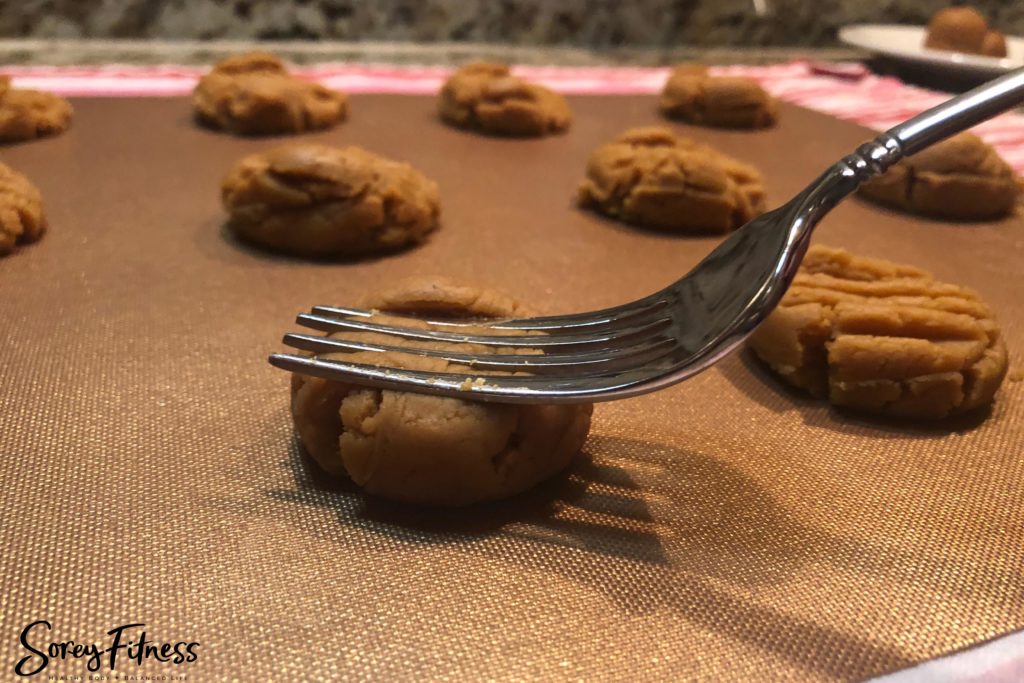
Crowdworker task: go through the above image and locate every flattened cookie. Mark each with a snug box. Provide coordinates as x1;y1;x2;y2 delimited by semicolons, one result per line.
439;62;571;137
748;245;1008;420
221;143;440;257
193;52;347;136
290;277;594;506
859;133;1019;220
0;162;46;256
0;87;73;144
577;126;766;233
660;64;777;129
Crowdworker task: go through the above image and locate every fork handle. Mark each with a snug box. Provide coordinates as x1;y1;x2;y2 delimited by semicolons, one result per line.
842;66;1024;182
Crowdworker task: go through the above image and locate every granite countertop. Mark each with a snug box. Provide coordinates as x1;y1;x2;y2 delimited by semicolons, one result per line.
0;38;864;66
0;0;1020;47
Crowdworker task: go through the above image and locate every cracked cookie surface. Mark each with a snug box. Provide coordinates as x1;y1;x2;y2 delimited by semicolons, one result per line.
577;126;766;233
748;245;1008;420
438;62;571;137
0;85;73;144
290;277;594;506
221;143;440;257
0;162;46;256
660;64;777;129
193;52;347;136
858;133;1019;220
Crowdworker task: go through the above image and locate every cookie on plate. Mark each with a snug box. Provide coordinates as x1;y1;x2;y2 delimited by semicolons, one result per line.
748;245;1009;420
924;7;1007;58
221;143;440;257
438;62;571;137
858;133;1019;220
577;126;766;233
290;277;594;506
660;64;777;129
0;80;73;144
193;52;347;136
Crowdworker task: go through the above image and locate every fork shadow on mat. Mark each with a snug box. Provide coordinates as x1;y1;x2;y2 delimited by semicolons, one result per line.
265;432;959;679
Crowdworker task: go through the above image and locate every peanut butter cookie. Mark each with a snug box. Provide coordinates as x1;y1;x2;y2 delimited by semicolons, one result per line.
221;143;440;258
660;64;777;129
858;133;1019;220
748;245;1008;420
577;126;766;233
0;162;46;256
438;62;571;137
193;52;347;136
0;86;73;144
290;277;594;506
924;7;1007;58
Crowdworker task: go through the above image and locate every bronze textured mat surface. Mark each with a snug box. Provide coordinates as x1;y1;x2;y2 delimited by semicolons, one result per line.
0;96;1022;682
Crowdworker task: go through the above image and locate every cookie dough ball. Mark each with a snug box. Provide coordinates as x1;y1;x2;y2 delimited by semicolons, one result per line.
290;277;594;506
438;62;571;137
748;245;1008;420
221;143;440;258
924;7;1007;58
858;133;1019;220
193;52;347;136
660;64;777;129
0;162;46;256
0;87;73;144
577;126;766;233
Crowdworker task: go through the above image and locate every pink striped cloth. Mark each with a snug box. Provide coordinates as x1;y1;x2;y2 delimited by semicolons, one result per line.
5;60;1024;173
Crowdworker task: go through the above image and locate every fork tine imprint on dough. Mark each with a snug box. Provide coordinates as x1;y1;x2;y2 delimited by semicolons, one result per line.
748;245;1009;420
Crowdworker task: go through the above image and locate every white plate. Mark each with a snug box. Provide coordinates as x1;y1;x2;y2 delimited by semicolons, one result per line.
838;24;1024;79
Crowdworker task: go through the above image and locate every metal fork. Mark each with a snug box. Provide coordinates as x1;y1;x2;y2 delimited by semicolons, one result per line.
270;68;1024;404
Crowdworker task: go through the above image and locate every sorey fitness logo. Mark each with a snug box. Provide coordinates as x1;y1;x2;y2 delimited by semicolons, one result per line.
14;621;199;677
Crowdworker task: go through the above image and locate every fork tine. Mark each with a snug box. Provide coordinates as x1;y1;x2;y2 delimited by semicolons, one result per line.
295;312;673;350
282;332;677;373
310;295;670;331
269;353;656;403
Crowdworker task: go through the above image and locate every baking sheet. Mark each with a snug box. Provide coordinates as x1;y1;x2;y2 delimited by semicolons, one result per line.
0;95;1021;682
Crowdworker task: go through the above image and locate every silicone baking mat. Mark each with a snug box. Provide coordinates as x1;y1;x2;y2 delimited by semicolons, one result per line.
0;96;1021;682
